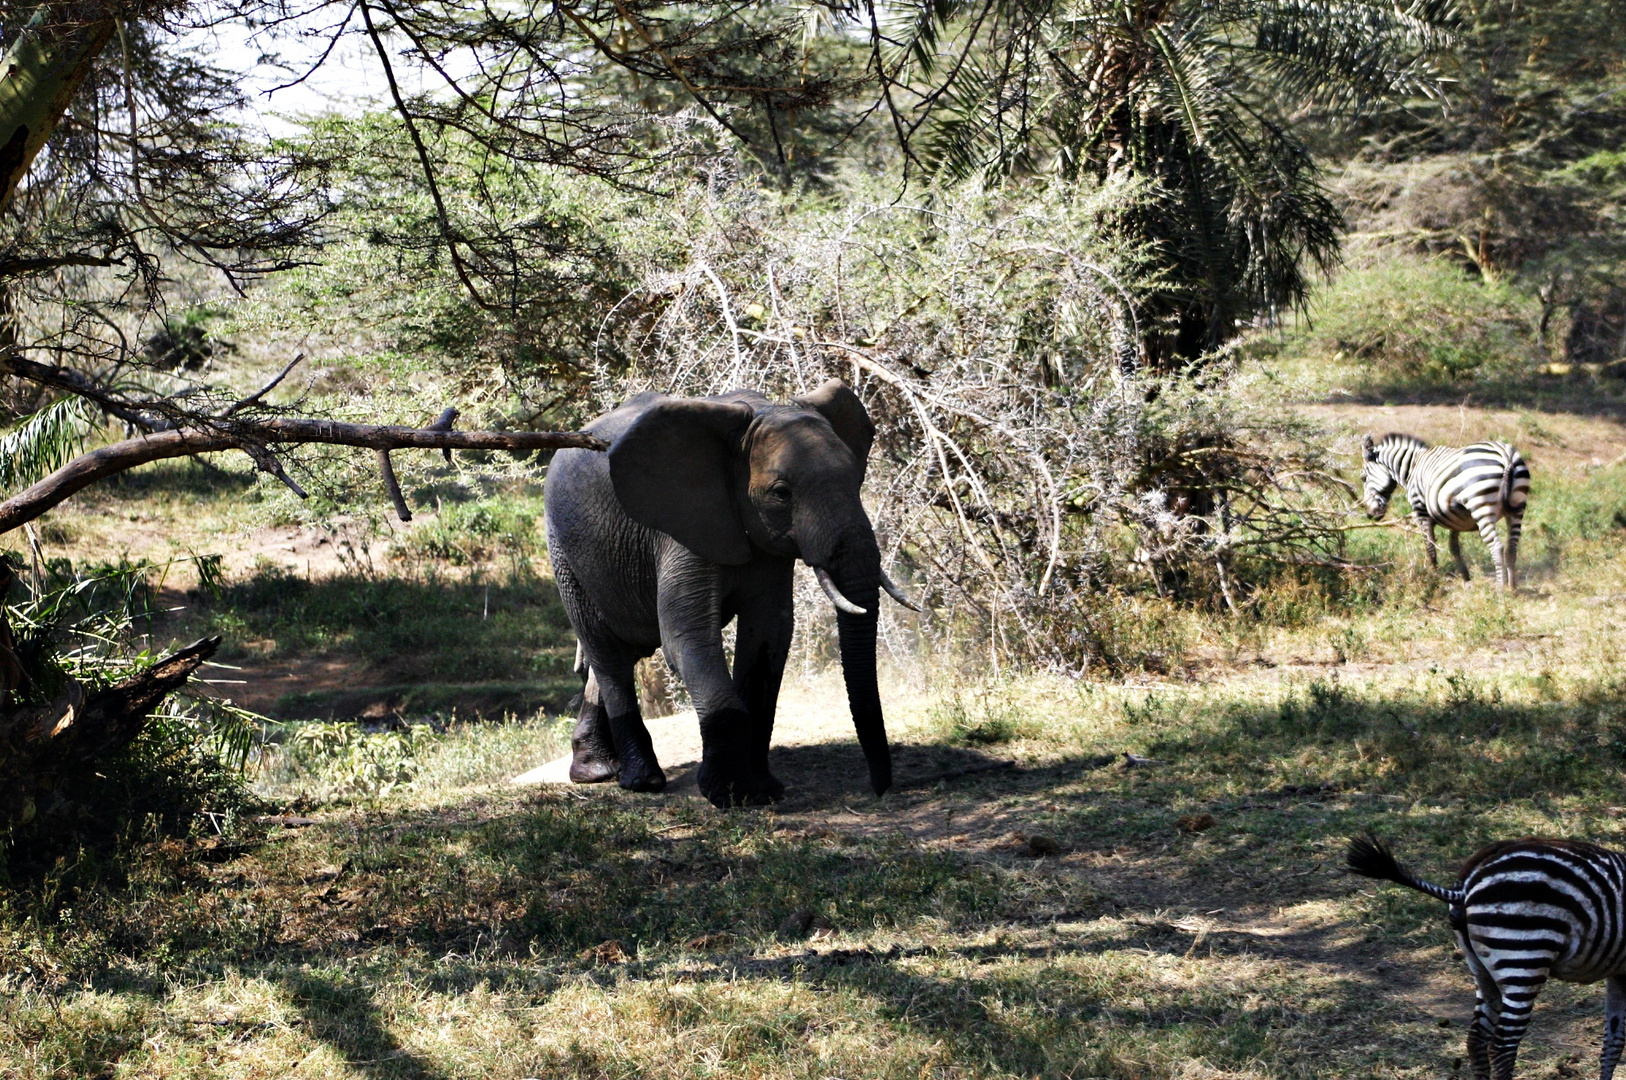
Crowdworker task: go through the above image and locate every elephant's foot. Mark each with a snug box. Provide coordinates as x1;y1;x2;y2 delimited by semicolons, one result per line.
570;719;621;784
617;764;668;793
697;759;782;808
607;711;666;794
569;747;621;784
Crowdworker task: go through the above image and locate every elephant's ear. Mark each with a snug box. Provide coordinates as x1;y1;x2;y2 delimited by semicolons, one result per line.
609;397;757;565
1361;434;1378;461
793;380;875;478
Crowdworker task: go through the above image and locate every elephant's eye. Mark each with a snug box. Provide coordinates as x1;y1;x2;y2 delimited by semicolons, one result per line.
766;481;791;502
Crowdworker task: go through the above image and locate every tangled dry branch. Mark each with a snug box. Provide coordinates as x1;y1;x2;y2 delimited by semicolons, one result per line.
588;179;1377;671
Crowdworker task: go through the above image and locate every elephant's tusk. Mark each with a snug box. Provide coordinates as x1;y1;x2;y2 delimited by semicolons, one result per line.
879;569;923;612
814;567;868;615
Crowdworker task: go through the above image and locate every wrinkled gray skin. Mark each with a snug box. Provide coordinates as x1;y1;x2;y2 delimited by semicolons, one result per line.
543;380;892;808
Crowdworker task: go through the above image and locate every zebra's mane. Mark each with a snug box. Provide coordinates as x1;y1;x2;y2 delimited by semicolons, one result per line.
1378;432;1427;450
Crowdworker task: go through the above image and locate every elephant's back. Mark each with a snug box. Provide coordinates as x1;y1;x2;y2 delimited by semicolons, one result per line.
544;403;663;640
545;394;655;522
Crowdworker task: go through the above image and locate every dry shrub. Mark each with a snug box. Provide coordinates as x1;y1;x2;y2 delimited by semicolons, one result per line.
586;172;1358;672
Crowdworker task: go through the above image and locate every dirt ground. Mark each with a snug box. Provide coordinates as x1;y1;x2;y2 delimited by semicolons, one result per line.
1302;402;1626;475
509;674;1485;1041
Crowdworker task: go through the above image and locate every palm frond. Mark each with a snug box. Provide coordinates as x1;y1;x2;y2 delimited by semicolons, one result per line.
0;398;94;495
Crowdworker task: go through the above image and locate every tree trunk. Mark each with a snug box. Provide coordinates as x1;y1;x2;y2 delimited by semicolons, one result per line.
0;565;220;829
0;1;119;217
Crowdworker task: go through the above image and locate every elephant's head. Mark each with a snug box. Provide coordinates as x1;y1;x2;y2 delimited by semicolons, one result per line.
606;379;911;795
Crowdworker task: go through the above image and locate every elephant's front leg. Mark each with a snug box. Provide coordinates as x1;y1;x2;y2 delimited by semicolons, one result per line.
732;578;795;802
666;639;765;807
659;588;774;808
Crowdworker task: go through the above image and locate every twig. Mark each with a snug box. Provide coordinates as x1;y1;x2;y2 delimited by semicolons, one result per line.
241;442;309;499
359;0;497;311
377;449;412;521
221;354;305;417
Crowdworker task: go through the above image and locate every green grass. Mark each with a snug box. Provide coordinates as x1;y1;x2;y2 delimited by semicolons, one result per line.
195;569;577;683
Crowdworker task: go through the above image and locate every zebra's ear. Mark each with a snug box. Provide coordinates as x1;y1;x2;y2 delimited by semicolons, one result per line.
1361;434;1377;461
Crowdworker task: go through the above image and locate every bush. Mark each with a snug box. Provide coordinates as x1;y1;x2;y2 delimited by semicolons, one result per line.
1283;251;1541;390
390;497;544;569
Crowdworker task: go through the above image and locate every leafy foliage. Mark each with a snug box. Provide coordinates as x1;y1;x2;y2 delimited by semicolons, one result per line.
0;398;93;493
886;0;1455;364
1333;0;1626;364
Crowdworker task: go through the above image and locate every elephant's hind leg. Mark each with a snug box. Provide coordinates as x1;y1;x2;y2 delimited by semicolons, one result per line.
594;651;667;793
569;665;620;784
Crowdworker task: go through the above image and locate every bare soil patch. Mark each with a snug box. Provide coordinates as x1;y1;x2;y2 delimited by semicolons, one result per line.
1302;402;1626;475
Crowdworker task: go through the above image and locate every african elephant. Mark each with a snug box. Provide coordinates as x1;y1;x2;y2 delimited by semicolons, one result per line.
543;381;916;808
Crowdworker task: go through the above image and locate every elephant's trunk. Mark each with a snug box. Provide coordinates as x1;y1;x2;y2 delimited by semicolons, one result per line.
830;547;890;796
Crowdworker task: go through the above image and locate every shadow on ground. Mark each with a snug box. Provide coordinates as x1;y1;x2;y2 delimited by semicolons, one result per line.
1320;372;1626;421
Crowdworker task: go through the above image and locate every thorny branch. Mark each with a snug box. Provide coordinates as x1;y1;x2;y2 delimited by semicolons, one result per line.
588;189;1381;671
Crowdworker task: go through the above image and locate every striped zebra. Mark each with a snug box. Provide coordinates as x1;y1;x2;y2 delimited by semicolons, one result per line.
1347;834;1626;1080
1360;432;1531;588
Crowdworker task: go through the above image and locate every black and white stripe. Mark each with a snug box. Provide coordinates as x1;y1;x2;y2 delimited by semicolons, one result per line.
1360;432;1531;588
1348;835;1626;1080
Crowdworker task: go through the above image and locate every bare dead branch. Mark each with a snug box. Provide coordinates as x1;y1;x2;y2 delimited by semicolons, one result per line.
220;353;305;417
0;417;605;535
377;448;411;521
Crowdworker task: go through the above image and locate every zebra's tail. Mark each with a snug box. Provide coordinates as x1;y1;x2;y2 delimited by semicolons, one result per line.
1499;448;1517;516
1345;834;1465;905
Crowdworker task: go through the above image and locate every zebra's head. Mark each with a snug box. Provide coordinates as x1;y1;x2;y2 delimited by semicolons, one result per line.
1360;434;1397;519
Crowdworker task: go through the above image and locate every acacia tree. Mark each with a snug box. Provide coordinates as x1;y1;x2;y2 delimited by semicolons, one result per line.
1330;0;1626;363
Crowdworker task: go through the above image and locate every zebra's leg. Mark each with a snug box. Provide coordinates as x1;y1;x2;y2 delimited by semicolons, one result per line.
1602;975;1626;1080
1448;529;1472;582
1415;513;1440;570
1505;512;1523;590
1474;511;1509;590
1457;924;1498;1080
1488;967;1548;1080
